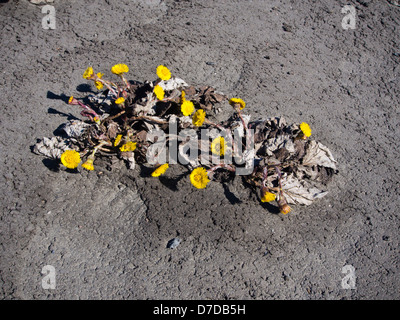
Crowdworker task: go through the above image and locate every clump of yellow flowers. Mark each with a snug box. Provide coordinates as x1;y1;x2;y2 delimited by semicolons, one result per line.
41;61;327;215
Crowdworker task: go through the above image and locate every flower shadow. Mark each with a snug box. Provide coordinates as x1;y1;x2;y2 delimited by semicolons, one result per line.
222;183;242;205
139;165;189;192
76;83;95;94
42;158;60;172
47;91;70;103
260;201;281;214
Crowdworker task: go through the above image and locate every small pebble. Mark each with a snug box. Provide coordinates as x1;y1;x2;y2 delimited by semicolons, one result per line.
167;238;181;249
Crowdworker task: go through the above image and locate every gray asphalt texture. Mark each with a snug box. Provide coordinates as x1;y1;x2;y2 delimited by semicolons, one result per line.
0;0;399;299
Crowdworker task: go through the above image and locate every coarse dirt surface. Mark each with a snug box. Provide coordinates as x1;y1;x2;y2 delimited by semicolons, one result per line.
1;0;399;300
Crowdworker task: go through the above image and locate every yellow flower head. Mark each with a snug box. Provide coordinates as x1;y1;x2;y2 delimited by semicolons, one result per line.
114;134;123;147
115;97;125;105
229;97;246;110
181;90;186;103
82;157;94;171
153;85;165;100
60;150;81;169
190;167;210;189
192;109;206;127
95;81;103;90
299;122;312;138
211;136;227;156
111;63;129;75
68;96;74;104
181;100;195;116
94;81;103;90
261;191;276;203
83;66;94;80
151;163;169;177
120;141;137;152
93;116;101;125
156;65;171;81
95;72;104;90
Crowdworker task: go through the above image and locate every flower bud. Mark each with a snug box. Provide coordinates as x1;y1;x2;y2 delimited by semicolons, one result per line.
93;116;101;125
68;96;79;105
278;193;291;215
279;203;291;215
82;155;95;171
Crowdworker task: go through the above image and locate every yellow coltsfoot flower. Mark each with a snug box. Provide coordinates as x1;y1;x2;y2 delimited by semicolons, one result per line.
190;167;210;189
120;141;137;152
299;122;312;138
114;134;123;147
68;96;79;105
60;149;81;169
280;203;291;215
181;100;194;116
192;109;206;127
278;193;291;215
261;191;276;203
115;97;125;105
229;97;246;110
211;136;227;156
93;116;101;125
83;66;94;80
156;65;171;81
111;63;129;75
95;72;104;90
151;163;169;177
153;85;165;100
82;156;95;171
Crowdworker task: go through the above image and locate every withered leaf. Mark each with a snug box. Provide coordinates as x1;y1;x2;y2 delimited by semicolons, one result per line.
61;120;89;138
211;92;226;103
281;174;328;205
183;85;197;96
136;130;147;142
302;140;337;170
33;136;72;159
106;121;119;140
273;147;290;162
294;139;306;160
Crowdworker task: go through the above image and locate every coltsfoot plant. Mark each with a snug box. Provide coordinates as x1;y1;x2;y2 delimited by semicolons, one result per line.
34;63;338;214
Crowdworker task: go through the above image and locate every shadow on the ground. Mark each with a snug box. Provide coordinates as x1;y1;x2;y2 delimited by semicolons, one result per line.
139;165;189;192
260;201;281;214
42;158;60;172
222;183;242;205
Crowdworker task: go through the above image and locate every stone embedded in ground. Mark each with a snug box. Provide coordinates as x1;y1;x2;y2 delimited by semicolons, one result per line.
29;0;54;4
166;238;181;249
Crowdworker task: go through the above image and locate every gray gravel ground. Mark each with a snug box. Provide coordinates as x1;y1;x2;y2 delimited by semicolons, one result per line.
0;0;399;299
